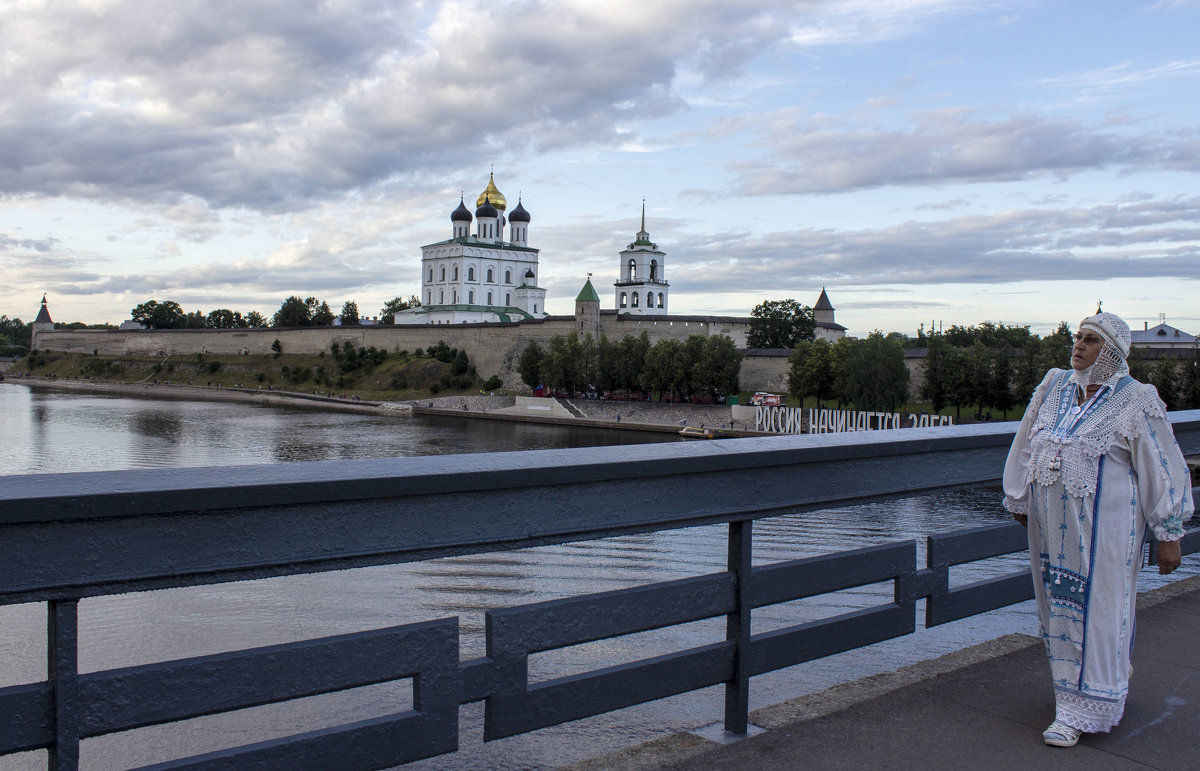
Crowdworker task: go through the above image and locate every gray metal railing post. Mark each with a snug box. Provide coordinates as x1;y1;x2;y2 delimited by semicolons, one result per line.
724;519;752;734
48;599;80;771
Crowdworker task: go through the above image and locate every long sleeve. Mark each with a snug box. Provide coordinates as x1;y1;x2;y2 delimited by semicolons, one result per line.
1002;370;1057;514
1129;404;1194;541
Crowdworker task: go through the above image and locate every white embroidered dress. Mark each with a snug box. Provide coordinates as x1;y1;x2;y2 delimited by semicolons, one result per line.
1003;368;1192;732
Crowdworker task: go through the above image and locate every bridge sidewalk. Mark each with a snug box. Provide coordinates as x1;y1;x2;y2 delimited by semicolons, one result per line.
584;575;1200;771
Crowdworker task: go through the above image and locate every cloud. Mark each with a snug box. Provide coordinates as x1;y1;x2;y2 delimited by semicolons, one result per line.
0;0;796;212
730;109;1200;195
1032;58;1200;97
667;197;1200;295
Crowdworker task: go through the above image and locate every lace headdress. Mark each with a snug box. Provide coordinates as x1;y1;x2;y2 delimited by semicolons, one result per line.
1069;312;1130;390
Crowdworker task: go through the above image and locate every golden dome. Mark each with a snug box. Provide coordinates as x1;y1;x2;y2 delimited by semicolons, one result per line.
476;172;507;211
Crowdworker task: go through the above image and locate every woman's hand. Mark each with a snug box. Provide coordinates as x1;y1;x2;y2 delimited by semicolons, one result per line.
1013;512;1027;527
1157;540;1182;575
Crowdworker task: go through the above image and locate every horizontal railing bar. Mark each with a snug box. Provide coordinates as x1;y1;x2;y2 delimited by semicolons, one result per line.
2;426;1029;524
927;571;1034;628
749;604;912;675
928;522;1029;566
485;641;733;740
0;682;50;754
487;572;734;654
75;619;457;737
135;710;457;771
750;542;913;608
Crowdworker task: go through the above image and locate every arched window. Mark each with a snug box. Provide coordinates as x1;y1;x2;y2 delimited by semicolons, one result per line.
452;290;457;303
505;293;511;305
428;268;433;282
505;270;512;283
628;259;637;281
650;260;657;281
453;266;459;280
440;266;445;281
632;293;639;307
427;291;431;305
469;290;474;304
533;305;537;313
487;291;493;305
646;292;653;308
620;292;627;308
439;290;444;303
468;267;475;281
657;292;665;308
487;268;494;282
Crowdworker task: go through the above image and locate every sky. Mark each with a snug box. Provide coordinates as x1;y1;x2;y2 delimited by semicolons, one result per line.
2;0;1199;339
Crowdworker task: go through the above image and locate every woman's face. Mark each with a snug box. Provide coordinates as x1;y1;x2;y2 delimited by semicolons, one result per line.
1072;329;1104;370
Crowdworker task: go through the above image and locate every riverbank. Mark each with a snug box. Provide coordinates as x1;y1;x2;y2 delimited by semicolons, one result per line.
2;375;760;436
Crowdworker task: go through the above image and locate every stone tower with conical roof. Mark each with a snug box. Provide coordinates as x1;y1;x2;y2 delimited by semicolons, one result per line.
812;288;846;342
31;294;54;350
614;201;668;316
575;276;601;338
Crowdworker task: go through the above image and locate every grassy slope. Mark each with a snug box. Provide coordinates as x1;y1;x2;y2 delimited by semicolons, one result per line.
14;349;494;401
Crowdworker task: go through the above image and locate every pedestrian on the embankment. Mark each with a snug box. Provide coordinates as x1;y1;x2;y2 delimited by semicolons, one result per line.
1002;310;1193;747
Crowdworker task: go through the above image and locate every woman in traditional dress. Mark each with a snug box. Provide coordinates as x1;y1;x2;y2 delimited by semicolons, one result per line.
1003;311;1192;747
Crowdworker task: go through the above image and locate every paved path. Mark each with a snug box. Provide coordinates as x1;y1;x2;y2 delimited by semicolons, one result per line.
575;575;1200;771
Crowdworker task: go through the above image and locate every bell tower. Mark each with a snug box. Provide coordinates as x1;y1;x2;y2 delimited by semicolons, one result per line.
614;201;668;315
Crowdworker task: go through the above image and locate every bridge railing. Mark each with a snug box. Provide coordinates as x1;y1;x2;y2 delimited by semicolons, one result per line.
3;411;1198;769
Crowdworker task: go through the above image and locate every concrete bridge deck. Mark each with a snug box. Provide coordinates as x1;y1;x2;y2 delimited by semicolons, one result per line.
584;574;1200;770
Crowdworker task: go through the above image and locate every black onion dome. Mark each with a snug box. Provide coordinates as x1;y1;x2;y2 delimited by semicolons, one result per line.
525;268;535;278
476;195;498;219
509;199;530;223
451;197;472;222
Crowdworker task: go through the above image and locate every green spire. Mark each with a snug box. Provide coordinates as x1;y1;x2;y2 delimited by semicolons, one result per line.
576;277;600;303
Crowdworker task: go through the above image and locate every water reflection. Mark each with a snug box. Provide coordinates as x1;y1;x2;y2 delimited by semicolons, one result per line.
0;383;676;475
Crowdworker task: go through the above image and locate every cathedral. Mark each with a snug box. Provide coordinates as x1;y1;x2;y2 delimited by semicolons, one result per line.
394;173;548;325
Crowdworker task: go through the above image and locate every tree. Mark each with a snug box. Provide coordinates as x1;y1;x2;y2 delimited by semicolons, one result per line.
340;301;360;326
1150;356;1181;410
312;300;335;326
1180;348;1200;410
920;335;952;413
638;336;686;396
616;332;651;394
842;332;909;412
130;300;188;329
829;337;854;407
1037;322;1073;374
0;315;31;348
517;341;545;389
206;309;246;329
789;339;834;407
746;299;815;349
380;295;421;324
273;296;312;327
244;311;268;328
693;335;741;398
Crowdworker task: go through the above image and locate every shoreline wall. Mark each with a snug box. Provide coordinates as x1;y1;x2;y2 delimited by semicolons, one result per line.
31;313;780;390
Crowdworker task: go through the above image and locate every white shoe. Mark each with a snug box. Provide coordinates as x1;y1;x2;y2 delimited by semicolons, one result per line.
1043;721;1082;747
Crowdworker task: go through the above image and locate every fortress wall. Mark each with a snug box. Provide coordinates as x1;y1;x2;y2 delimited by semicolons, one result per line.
603;315;749;347
738;353;790;395
32;314;770;391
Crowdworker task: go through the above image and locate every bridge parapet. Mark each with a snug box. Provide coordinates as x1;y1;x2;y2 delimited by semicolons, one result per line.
3;411;1198;768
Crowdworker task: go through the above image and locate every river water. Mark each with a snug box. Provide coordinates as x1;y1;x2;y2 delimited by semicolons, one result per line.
0;382;1193;770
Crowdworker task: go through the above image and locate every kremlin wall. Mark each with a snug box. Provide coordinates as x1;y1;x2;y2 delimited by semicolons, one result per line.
30;308;797;392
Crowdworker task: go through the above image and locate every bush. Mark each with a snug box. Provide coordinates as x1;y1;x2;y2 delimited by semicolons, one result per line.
207;361;221;373
483;375;502;390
